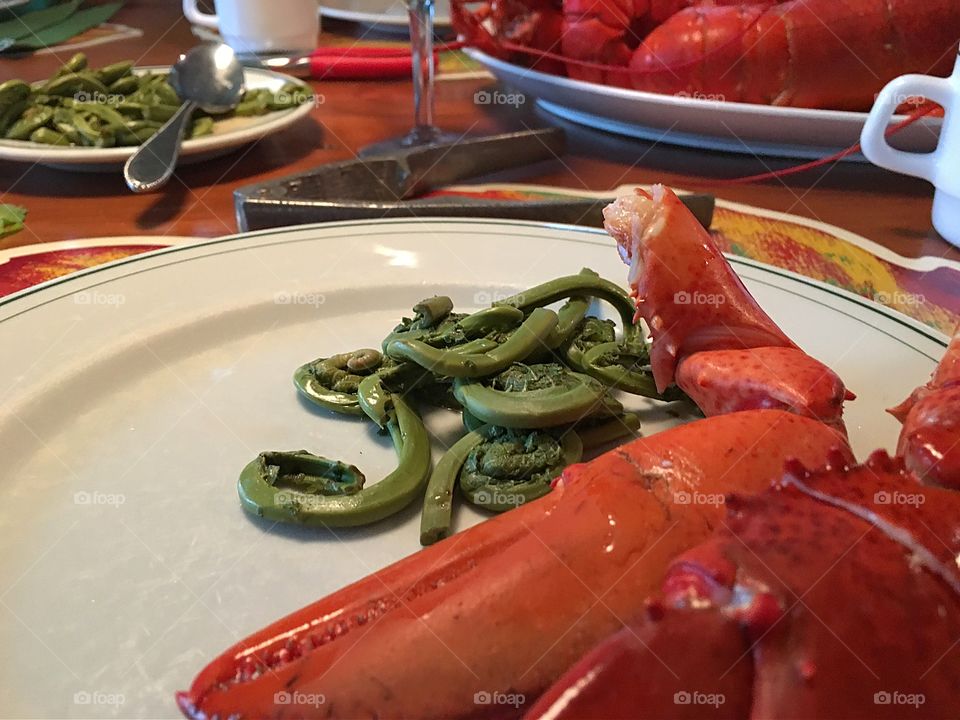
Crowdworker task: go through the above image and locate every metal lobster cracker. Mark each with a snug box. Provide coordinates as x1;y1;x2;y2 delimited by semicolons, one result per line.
233;127;715;231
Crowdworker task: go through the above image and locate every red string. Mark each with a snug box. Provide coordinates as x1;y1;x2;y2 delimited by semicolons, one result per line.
708;102;942;185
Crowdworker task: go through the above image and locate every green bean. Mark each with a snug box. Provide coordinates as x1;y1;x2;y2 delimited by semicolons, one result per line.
238;394;432;527
387;307;558;378
151;81;180;106
95;127;116;148
53;121;81;145
72;102;128;131
55;53;88;77
142;103;178;123
0;99;27;136
42;72;109;99
0;80;30;110
420;429;485;545
30;94;61;107
108;76;140;95
117;126;157;146
96;61;133;86
190;116;214;138
124;120;162;131
70;112;107;146
453;362;620;429
233;94;270;117
114;101;146;117
267;88;311;111
52;107;74;123
5;107;53;140
137;72;167;89
29;127;69;145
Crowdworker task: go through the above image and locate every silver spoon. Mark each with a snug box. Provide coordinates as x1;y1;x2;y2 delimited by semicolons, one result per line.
124;43;245;193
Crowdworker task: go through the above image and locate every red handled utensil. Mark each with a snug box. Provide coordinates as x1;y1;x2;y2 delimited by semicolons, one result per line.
237;47;437;80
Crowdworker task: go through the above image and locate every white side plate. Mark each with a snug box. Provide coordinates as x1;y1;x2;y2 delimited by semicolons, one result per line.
467;49;944;160
0;66;314;171
320;0;451;30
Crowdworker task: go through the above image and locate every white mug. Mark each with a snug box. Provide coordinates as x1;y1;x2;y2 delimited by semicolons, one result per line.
183;0;319;54
861;54;959;247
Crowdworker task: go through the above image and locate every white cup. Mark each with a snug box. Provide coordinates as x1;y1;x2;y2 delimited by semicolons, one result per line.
861;54;959;247
183;0;319;54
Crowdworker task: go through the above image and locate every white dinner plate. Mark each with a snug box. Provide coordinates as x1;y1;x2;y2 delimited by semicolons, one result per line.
0;66;314;171
320;0;451;31
466;49;944;160
0;218;947;717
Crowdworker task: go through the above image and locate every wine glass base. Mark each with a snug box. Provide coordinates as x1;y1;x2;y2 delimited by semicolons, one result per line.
359;126;466;158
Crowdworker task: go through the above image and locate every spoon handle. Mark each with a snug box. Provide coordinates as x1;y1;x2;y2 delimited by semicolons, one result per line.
124;100;197;193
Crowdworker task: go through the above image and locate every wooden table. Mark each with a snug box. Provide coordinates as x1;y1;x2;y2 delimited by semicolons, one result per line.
1;0;956;262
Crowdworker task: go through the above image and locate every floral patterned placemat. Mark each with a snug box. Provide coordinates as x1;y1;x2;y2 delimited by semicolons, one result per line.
3;188;956;334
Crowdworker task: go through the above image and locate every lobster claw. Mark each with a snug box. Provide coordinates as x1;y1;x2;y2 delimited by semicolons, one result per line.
523;603;753;719
526;450;960;719
890;324;960;489
603;185;854;433
177;410;849;719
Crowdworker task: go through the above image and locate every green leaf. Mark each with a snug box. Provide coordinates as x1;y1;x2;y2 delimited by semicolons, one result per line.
3;1;124;52
0;204;27;239
0;0;80;43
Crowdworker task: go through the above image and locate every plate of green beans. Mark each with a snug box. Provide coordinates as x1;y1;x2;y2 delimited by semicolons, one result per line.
0;52;316;170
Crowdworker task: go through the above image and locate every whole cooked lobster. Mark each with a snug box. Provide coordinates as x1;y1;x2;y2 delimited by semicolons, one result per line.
177;187;958;719
451;0;960;109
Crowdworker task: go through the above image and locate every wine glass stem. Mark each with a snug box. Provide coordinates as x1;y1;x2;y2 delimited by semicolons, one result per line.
409;0;435;132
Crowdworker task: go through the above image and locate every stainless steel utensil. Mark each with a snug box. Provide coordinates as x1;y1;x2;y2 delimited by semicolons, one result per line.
233;128;715;231
124;43;245;193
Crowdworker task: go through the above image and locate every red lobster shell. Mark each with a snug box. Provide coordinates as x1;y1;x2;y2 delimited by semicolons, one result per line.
527;450;960;718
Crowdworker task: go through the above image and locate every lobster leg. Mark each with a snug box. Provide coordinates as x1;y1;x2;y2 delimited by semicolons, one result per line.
604;185;853;431
527;451;960;719
177;410;849;719
890;324;960;489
